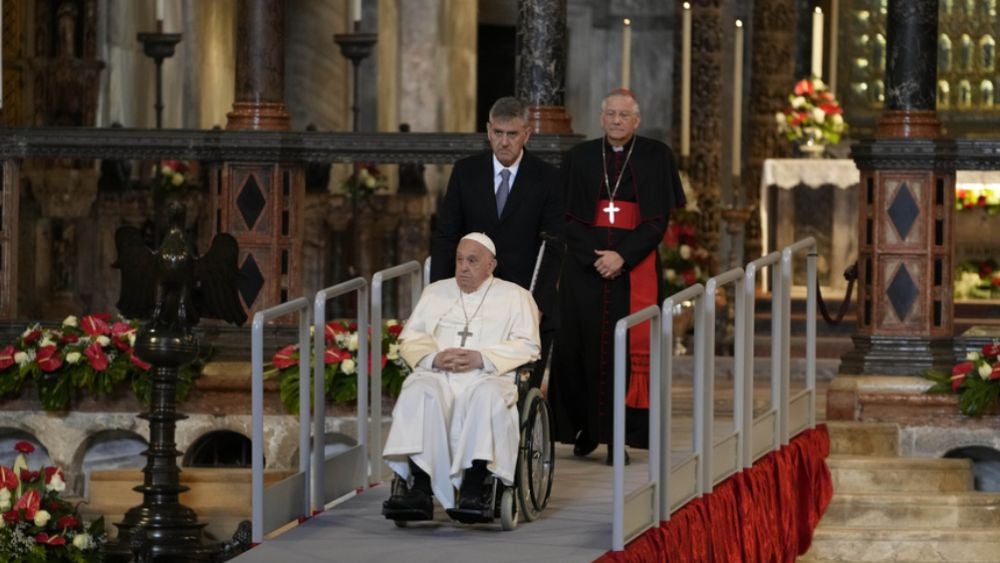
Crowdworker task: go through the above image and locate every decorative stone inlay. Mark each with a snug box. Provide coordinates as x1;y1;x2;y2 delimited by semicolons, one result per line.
236;174;266;229
887;264;919;321
239;254;265;308
888;181;920;240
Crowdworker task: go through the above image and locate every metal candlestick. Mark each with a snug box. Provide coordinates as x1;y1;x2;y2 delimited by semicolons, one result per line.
137;32;182;130
334;26;377;132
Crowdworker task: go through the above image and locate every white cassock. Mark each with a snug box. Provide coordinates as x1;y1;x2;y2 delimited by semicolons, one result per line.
382;276;540;509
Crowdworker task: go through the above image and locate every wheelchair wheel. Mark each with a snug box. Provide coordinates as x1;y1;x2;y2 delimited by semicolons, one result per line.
500;487;518;531
516;388;554;522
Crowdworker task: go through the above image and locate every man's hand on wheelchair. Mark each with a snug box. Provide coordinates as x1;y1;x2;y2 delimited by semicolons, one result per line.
433;348;485;372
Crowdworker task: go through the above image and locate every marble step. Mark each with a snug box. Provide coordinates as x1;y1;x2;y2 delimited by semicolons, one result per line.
822;491;1000;528
800;528;1000;561
825;421;899;457
829;456;973;494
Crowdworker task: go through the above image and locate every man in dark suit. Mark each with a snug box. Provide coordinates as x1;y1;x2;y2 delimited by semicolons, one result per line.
431;97;563;290
431;96;563;376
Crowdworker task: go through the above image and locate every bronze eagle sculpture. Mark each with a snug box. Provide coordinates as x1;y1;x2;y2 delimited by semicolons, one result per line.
113;201;247;329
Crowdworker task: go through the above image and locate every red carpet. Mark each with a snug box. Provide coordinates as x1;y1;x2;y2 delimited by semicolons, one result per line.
597;424;832;563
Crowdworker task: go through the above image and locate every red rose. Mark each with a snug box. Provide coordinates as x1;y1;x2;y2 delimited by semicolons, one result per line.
325;348;351;365
0;345;15;370
35;533;67;546
129;353;151;371
81;315;110;337
272;344;299;370
388;324;404;337
793;78;814;96
682;269;697;285
0;466;18;490
14;441;35;454
56;514;78;529
36;345;62;372
84;341;109;372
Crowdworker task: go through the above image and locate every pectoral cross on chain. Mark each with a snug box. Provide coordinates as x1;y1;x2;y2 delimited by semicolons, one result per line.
457;324;473;347
603;201;620;224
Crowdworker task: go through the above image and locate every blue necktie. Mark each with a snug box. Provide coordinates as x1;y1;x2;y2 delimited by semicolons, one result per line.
496;168;511;217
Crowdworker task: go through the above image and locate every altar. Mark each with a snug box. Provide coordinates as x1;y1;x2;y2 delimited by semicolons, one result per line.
760;159;1000;293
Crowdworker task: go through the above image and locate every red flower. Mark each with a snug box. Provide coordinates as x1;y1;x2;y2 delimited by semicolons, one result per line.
793;78;814;96
953;361;975;376
81;315;111;336
84;341;109;372
44;466;63;485
681;269;697;285
325;321;348;343
991;364;1000;381
388;324;404;337
14;441;35;454
0;345;15;370
0;466;18;490
272;344;299;369
22;329;41;345
56;514;78;529
35;533;67;546
978;195;988;207
2;510;18;524
59;332;79;344
325;348;352;365
129;353;151;371
13;488;40;518
19;469;39;483
981;264;994;277
36;345;62;372
348;321;358;331
983;343;1000;359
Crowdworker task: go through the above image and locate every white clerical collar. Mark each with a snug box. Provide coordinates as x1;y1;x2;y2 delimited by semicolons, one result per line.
492;152;523;181
461;275;495;296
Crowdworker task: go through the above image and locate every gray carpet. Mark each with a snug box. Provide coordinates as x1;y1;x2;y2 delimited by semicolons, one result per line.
233;444;651;563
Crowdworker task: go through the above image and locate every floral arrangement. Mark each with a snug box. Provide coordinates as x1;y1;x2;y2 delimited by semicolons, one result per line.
925;342;1000;416
268;319;409;414
0;314;200;411
153;160;196;200
954;259;1000;300
0;441;105;562
340;164;388;203
662;210;711;297
775;77;847;145
956;186;1000;214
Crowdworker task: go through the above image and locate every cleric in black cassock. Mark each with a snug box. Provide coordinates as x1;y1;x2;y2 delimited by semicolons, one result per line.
550;89;685;462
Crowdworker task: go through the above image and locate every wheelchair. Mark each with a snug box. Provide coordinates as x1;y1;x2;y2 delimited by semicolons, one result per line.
386;234;562;530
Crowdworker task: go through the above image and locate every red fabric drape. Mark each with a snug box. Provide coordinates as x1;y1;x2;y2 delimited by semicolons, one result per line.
596;424;833;563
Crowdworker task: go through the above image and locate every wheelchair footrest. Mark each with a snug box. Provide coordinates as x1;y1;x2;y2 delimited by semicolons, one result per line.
382;507;434;522
446;507;493;524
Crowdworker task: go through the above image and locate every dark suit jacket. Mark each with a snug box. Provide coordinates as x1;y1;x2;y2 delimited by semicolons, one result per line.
431;149;563;295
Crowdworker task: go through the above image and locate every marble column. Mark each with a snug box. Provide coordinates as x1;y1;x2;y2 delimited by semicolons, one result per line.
226;0;289;131
841;0;955;375
516;0;573;133
216;0;303;317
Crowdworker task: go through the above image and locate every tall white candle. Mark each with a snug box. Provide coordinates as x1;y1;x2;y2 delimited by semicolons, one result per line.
811;7;824;78
732;19;743;178
622;19;632;89
351;0;362;23
681;3;692;157
156;0;164;22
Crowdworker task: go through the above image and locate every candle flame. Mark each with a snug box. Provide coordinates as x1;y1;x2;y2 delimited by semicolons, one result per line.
814;6;823;14
682;2;690;9
735;19;743;28
624;18;631;26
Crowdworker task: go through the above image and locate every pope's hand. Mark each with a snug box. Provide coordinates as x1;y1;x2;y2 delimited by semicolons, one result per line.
433;348;485;372
593;250;624;279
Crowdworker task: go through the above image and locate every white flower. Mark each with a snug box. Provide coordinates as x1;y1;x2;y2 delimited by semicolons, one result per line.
66;351;82;364
791;95;806;109
810;107;826;124
14;351;29;366
73;533;93;550
679;245;692;260
348;333;359;352
665;269;677;281
34;509;51;527
62;315;78;328
96;335;111;347
39;336;55;348
387;343;400;361
46;472;66;493
21;324;39;339
128;332;136;347
813;78;827;90
0;514;4;528
171;172;185;186
161;165;173;176
832;113;844;126
386;320;399;327
341;358;357;375
967;351;982;361
979;363;992;380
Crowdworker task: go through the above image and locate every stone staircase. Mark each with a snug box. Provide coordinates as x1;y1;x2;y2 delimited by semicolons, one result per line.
799;421;1000;562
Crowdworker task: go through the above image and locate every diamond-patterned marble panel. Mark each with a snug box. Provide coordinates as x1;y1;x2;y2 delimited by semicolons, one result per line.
239;254;265;308
888;182;919;240
237;174;266;230
887;264;918;321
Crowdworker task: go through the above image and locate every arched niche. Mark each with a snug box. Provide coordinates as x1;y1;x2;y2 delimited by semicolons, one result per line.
77;429;148;498
944;446;1000;491
183;430;252;468
0;428;52;469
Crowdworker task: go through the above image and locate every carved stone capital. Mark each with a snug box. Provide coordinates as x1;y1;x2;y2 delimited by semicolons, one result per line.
26;168;99;218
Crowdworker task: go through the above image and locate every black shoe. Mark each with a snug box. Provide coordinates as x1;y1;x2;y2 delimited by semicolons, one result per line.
604;448;630;466
383;487;433;521
573;430;598;457
447;460;494;523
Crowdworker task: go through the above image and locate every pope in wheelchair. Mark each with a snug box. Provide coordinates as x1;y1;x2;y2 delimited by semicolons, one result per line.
382;232;551;528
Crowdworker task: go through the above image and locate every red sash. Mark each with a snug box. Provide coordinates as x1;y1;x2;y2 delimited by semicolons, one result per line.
594;200;656;409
